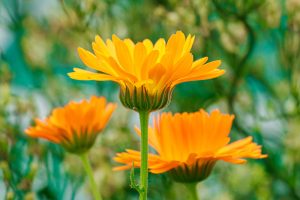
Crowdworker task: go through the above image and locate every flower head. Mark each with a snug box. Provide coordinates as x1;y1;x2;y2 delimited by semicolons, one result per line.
25;96;117;154
114;109;267;183
68;31;224;112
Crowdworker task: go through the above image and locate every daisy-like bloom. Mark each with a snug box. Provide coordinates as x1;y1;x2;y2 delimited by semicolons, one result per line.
26;96;117;154
68;31;224;112
114;109;267;183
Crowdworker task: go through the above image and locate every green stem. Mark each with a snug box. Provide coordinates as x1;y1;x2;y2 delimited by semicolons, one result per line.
186;183;198;200
80;153;102;200
138;111;150;200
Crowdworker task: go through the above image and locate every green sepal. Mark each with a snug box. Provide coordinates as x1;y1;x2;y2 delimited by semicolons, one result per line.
119;83;173;112
168;159;217;183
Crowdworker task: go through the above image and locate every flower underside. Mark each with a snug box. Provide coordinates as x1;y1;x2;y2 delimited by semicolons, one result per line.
26;96;117;154
68;31;224;111
114;109;267;183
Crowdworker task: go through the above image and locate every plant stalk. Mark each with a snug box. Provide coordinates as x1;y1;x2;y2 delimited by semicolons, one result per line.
186;183;198;200
80;153;102;200
138;111;150;200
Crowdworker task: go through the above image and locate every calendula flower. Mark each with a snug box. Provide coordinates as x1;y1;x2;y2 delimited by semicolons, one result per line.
114;109;267;183
26;96;117;154
68;31;224;112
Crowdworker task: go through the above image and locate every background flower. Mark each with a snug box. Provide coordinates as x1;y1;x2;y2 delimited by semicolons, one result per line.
26;96;116;154
114;109;267;182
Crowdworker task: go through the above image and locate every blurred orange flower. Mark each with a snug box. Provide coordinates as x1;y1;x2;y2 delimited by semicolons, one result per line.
26;96;117;154
114;109;267;182
68;31;224;111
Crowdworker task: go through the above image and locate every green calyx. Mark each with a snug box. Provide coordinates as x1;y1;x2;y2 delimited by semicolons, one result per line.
60;131;98;154
168;159;216;183
119;84;173;112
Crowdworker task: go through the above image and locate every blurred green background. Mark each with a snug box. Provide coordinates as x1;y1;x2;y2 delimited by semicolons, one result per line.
0;0;300;199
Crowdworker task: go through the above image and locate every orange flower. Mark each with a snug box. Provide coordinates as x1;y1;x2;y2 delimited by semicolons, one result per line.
68;31;224;112
26;96;117;154
114;109;267;182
